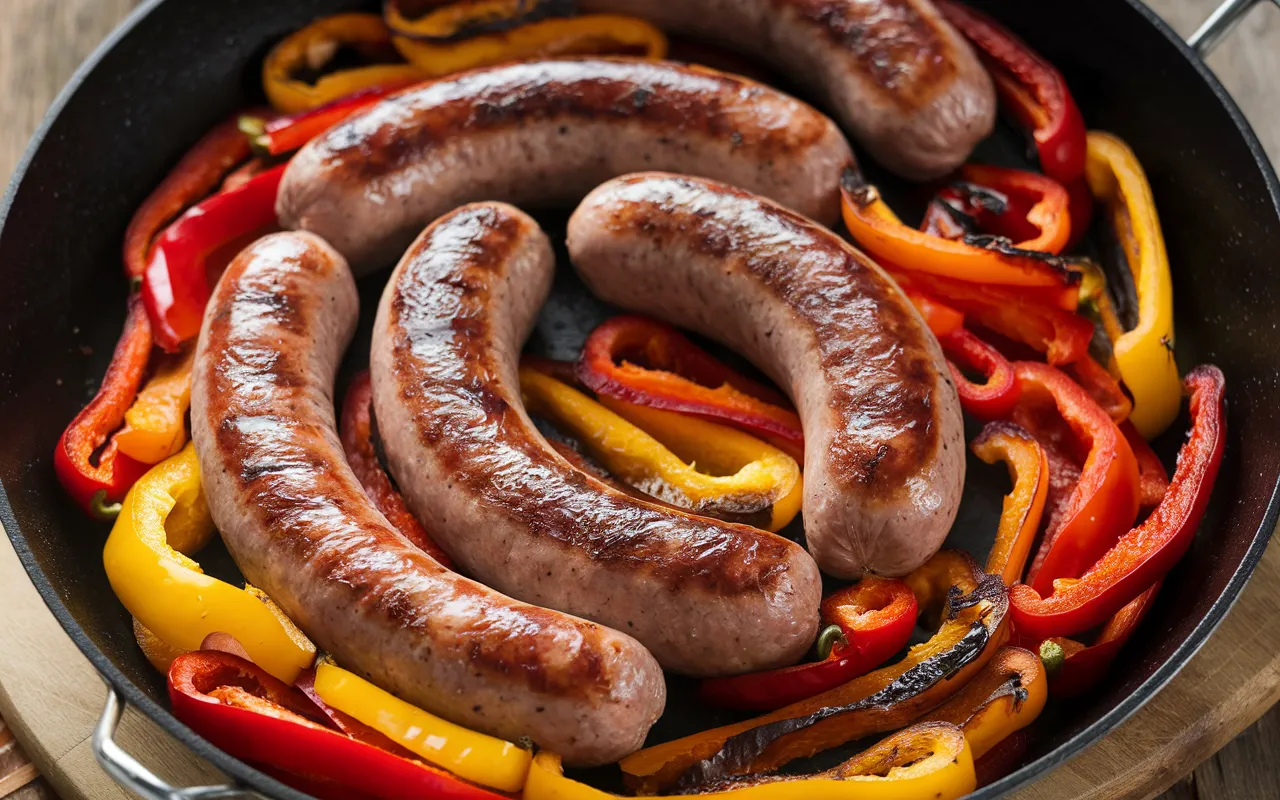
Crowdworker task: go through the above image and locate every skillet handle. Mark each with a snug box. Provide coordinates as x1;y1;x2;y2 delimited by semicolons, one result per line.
1187;0;1280;56
93;682;262;800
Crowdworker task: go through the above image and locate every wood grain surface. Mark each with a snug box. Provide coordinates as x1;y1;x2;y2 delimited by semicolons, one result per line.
1;2;1279;800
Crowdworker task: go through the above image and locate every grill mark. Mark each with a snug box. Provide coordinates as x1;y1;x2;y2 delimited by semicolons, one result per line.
387;206;797;596
200;232;615;697
319;59;838;185
592;174;943;495
794;0;956;107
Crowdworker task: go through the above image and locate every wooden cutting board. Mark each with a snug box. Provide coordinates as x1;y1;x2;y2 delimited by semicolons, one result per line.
2;1;1279;799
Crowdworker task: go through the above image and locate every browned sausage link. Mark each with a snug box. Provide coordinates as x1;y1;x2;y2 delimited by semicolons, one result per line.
579;0;996;179
277;58;854;273
190;231;665;766
371;203;823;677
566;173;965;579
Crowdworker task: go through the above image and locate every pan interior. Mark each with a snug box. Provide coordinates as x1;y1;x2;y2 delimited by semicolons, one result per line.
0;0;1276;797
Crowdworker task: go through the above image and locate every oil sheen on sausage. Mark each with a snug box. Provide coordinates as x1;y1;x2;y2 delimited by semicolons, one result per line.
567;173;965;578
370;202;823;676
277;58;853;274
190;231;665;766
580;0;996;179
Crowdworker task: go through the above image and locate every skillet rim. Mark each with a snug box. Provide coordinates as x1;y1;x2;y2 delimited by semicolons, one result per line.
0;0;1276;797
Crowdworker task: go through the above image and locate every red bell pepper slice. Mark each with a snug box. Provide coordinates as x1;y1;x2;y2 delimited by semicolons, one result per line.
920;165;1072;255
1122;420;1170;511
891;269;1092;364
1065;355;1133;424
169;651;505;800
935;0;1087;183
339;371;454;568
1043;580;1162;697
904;288;965;338
697;577;917;711
940;328;1020;420
142;164;286;352
53;294;153;518
122;114;255;279
577;315;803;460
250;81;418;156
1010;366;1224;640
1011;362;1140;594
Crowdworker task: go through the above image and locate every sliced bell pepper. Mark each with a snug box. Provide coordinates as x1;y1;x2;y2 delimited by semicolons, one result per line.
920;646;1048;760
122;115;254;280
698;577;918;711
935;0;1087;183
972;423;1049;586
244;83;412;157
920;165;1072;254
1010;365;1224;640
387;5;667;76
313;661;531;792
940;328;1020;419
339;371;453;567
262;13;424;114
295;668;418;759
54;294;153;518
1041;580;1162;697
169;651;505;800
142;163;285;352
522;366;802;531
384;0;573;42
1086;131;1180;439
115;346;195;465
578;315;803;460
528;722;975;800
1066;354;1132;424
904;288;965;338
891;269;1091;364
1123;420;1170;511
620;551;1009;793
1012;362;1140;594
134;618;187;674
102;444;316;683
840;168;1081;304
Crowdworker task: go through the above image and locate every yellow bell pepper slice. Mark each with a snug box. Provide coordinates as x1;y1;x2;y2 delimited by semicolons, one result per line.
312;662;531;792
263;13;425;113
116;347;195;465
525;722;974;800
388;11;667;78
1084;131;1180;439
521;367;801;531
102;443;315;683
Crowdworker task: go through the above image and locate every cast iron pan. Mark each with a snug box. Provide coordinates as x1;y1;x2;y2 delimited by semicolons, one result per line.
1;0;1277;797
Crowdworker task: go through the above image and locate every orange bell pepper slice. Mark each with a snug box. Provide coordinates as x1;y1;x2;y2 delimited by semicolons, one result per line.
620;551;1008;794
972;423;1049;586
840;168;1080;305
116;347;196;465
920;646;1048;759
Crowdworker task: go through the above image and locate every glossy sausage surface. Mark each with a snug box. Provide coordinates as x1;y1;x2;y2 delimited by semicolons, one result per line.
567;173;965;578
191;231;665;766
371;203;823;676
581;0;996;178
278;58;853;273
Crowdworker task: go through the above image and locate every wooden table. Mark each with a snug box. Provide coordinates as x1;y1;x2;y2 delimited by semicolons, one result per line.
2;1;1278;799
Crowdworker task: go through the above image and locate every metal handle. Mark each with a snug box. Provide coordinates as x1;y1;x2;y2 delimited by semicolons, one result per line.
93;682;260;800
1187;0;1280;56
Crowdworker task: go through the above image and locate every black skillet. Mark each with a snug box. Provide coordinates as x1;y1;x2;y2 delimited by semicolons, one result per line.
1;0;1278;798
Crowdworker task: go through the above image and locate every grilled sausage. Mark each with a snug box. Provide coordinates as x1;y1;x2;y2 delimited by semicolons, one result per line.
566;173;964;578
370;202;822;676
191;231;664;766
277;58;853;274
580;0;996;179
